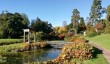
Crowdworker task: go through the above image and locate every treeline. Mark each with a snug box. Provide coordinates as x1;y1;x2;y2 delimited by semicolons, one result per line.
66;0;110;37
1;0;110;39
0;11;53;39
54;0;110;40
0;11;29;38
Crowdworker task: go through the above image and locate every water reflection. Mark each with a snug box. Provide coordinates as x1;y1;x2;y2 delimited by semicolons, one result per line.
0;49;61;64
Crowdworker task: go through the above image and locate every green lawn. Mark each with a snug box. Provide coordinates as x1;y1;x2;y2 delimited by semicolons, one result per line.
0;43;26;52
84;54;108;64
85;34;110;50
0;39;22;42
0;39;23;45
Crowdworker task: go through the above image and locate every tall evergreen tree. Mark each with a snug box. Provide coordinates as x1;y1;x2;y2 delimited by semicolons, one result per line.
86;22;93;32
78;17;86;32
79;17;85;27
86;17;94;32
71;9;80;33
89;0;104;25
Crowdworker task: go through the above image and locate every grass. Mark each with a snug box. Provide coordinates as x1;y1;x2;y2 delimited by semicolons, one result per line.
29;46;108;64
85;34;110;50
83;47;108;64
83;54;108;64
0;39;23;45
0;43;26;52
40;37;108;64
0;42;52;53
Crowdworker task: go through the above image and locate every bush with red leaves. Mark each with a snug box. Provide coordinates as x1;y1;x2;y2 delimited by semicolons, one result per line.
58;34;65;40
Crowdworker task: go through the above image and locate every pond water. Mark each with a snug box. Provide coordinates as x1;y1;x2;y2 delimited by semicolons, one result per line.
0;48;61;64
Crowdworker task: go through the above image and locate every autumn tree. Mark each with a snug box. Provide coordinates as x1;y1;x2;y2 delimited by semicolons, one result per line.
53;26;60;36
95;22;103;33
58;27;67;34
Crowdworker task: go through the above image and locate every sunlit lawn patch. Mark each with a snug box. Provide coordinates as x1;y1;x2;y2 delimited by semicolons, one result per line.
0;39;23;45
85;34;110;50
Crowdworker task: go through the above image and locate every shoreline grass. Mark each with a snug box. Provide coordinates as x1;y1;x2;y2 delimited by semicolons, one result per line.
0;39;23;45
0;42;52;53
0;43;26;52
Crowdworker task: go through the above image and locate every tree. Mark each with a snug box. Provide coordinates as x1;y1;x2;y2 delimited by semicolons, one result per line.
85;17;94;33
0;11;29;38
31;17;53;42
66;23;73;31
58;27;67;34
21;13;30;27
106;5;110;22
95;22;103;33
78;17;86;33
103;5;110;33
86;22;94;33
71;9;80;33
31;19;37;42
31;17;53;34
89;0;105;26
63;21;67;27
104;20;110;33
53;26;60;36
79;17;85;26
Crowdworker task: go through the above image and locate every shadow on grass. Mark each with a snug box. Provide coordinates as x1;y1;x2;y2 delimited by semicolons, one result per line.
92;46;102;59
86;40;102;58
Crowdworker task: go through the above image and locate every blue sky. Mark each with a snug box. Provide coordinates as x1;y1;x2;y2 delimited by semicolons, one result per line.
0;0;110;27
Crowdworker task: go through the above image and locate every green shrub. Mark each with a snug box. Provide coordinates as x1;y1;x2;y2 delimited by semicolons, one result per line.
104;27;110;34
86;32;100;37
64;36;71;41
36;32;43;41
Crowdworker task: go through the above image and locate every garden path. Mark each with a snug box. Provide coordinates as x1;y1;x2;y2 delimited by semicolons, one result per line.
90;41;110;64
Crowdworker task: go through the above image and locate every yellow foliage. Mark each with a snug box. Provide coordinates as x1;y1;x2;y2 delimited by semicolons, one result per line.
58;27;67;34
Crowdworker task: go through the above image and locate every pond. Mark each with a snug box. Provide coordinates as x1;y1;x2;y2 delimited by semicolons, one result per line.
0;48;61;64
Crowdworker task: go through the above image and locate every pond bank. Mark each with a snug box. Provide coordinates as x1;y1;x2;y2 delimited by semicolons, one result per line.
0;48;61;64
0;41;71;53
0;41;73;64
0;42;52;53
